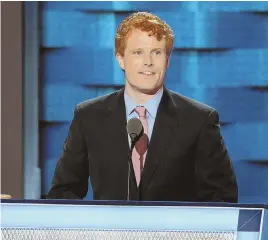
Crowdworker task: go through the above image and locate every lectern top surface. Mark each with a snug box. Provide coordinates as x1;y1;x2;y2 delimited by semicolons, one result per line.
1;199;268;210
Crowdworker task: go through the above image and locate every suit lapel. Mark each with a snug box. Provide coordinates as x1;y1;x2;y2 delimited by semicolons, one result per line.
140;88;179;193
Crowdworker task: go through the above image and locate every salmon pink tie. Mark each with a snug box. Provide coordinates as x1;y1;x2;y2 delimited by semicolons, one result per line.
132;106;148;186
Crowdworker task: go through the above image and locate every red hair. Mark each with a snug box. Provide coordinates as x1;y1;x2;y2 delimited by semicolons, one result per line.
115;12;174;56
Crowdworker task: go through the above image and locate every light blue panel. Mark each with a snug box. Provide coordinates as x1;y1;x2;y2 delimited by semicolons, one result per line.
237;232;259;240
1;203;239;231
43;48;116;84
157;11;217;48
152;12;198;48
97;14;116;49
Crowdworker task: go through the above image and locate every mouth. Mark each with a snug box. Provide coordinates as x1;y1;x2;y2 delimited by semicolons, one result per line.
138;71;156;76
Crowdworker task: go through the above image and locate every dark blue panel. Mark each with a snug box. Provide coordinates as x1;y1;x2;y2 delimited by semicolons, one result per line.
123;2;184;11
155;12;268;48
40;123;70;159
42;1;114;12
214;12;268;48
42;1;185;12
42;84;116;121
42;12;116;48
238;209;262;231
42;1;268;12
196;1;268;11
164;86;268;123
42;84;96;121
167;49;268;86
42;158;58;194
234;161;268;203
222;123;268;160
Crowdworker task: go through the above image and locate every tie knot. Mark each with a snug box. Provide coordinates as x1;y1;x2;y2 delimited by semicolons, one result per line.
135;106;146;117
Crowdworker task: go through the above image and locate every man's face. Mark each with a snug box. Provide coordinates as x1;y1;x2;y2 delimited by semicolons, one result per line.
116;29;169;95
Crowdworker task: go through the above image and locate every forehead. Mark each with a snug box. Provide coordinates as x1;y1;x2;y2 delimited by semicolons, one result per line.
125;29;166;50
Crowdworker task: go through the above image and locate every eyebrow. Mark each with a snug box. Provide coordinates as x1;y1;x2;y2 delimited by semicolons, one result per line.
131;48;164;51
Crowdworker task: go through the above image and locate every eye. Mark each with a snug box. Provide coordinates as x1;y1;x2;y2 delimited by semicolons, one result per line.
153;50;162;55
133;50;143;55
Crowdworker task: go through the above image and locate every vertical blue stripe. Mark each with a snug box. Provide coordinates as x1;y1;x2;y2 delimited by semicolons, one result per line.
24;1;41;199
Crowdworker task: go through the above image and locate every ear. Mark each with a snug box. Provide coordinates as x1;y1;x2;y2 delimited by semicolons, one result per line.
116;53;125;70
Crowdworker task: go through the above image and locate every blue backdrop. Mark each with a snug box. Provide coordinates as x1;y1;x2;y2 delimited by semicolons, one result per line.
39;1;268;202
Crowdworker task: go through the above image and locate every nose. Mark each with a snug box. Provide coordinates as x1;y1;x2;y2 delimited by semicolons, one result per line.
144;54;154;67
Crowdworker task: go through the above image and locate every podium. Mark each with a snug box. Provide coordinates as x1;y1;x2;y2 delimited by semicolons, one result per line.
1;199;267;240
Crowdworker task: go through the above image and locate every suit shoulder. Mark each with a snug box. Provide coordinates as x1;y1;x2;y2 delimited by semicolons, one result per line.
76;90;119;112
168;90;215;115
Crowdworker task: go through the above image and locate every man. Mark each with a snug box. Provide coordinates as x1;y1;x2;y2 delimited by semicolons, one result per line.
47;12;238;202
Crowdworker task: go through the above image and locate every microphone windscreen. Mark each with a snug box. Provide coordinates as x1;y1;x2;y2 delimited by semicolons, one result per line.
127;118;143;142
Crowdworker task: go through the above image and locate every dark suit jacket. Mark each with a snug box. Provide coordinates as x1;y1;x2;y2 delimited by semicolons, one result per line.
47;87;238;202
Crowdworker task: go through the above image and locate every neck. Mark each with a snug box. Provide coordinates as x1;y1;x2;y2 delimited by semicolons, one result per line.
125;85;163;105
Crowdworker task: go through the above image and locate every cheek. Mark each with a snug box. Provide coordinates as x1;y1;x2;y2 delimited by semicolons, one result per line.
125;59;141;72
159;65;168;75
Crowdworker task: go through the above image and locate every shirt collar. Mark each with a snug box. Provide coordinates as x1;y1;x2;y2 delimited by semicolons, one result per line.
124;88;163;119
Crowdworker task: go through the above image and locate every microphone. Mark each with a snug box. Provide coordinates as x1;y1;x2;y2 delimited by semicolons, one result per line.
126;118;144;200
127;118;144;144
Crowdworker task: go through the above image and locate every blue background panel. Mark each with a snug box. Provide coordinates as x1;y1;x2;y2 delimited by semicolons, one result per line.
42;84;268;123
42;84;119;121
39;1;268;203
42;10;268;49
43;48;268;86
41;1;268;13
167;49;268;86
42;48;120;85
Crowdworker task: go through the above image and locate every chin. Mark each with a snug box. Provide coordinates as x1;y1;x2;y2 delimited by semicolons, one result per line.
137;86;160;95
